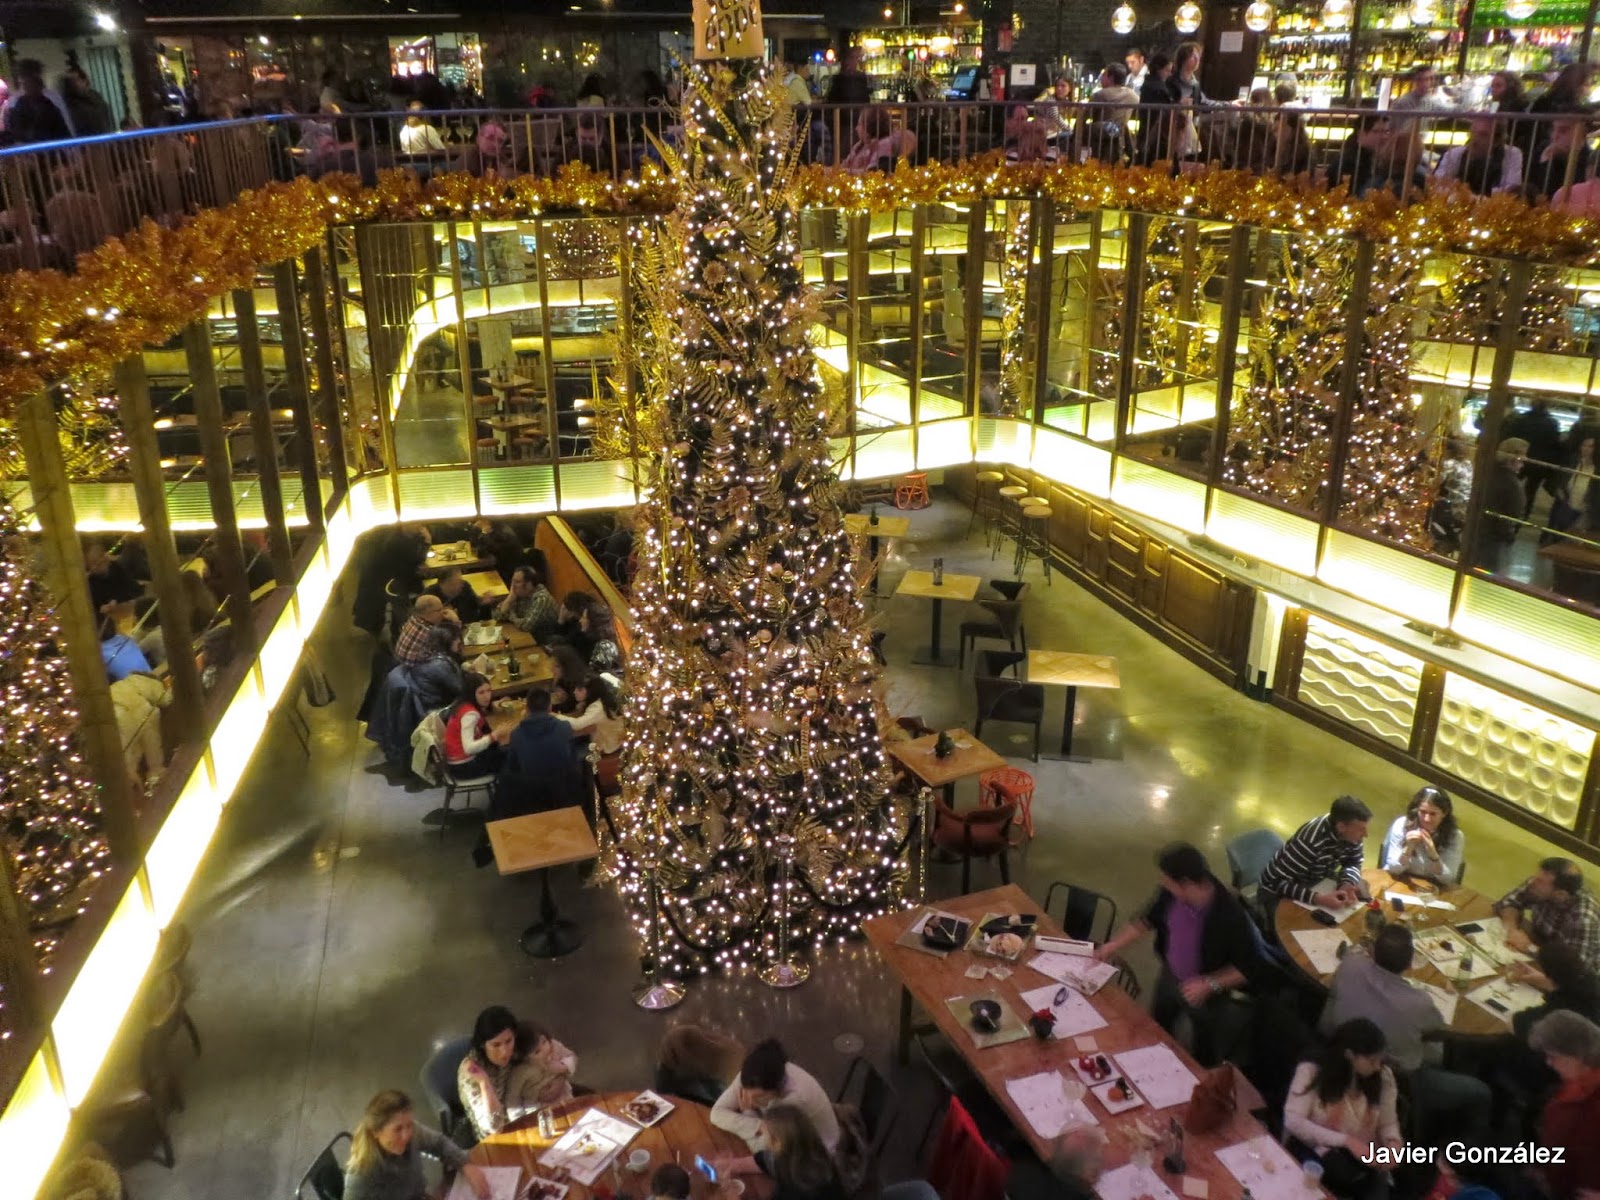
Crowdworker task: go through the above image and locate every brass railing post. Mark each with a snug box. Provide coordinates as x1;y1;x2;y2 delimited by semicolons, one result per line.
233;285;297;582
273;260;327;537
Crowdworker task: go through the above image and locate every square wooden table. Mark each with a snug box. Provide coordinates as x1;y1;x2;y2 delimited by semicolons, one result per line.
422;540;491;576
1027;649;1122;759
485;373;536;392
886;728;1007;804
480;413;545;452
895;570;981;666
862;885;1302;1190
487;807;598;957
475;644;555;698
844;512;911;595
462;569;510;601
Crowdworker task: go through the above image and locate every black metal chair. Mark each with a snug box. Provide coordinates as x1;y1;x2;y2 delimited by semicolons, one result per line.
835;1055;899;1176
972;674;1045;762
1226;828;1285;926
982;578;1030;605
419;1034;472;1138
297;1132;352;1200
1043;879;1118;943
958;600;1027;670
977;648;1024;679
911;1028;1014;1155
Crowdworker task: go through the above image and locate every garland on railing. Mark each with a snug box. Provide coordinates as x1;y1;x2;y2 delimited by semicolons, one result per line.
2;156;1598;406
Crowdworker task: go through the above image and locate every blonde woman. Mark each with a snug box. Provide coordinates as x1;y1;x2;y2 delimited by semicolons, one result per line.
343;1090;488;1200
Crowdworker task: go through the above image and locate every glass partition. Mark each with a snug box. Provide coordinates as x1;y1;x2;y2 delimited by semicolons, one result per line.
1041;208;1126;445
917;202;973;421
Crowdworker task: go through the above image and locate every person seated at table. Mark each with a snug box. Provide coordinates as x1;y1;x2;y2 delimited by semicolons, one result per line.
711;1039;839;1154
85;539;143;615
491;688;581;817
1283;1018;1400;1200
556;590;596;652
580;603;624;674
558;674;624;756
1258;795;1372;925
494;565;558;642
716;1105;846;1200
470;516;528;578
343;1088;488;1200
1094;842;1273;1066
1006;1127;1104;1200
443;671;510;777
457;1005;578;1141
395;594;455;666
367;623;464;769
651;1164;692;1200
1527;1011;1600;1200
1320;924;1490;1144
655;1023;744;1107
100;614;153;682
1495;857;1600;974
425;567;483;626
1480;941;1600;1112
1379;786;1464;886
549;644;591;715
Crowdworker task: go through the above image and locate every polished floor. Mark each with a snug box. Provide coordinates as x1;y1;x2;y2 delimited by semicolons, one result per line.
123;495;1558;1200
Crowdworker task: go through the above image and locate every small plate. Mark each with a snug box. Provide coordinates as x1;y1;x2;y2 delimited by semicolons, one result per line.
1092;1078;1145;1114
524;1177;571;1200
1071;1054;1116;1087
620;1089;676;1128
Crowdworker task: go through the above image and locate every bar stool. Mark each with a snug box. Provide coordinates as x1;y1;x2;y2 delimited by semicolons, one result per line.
1015;503;1052;583
979;766;1037;839
894;471;931;510
993;485;1028;561
969;470;1005;543
476;436;498;465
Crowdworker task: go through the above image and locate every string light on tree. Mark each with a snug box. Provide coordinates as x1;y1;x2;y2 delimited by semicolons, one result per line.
596;0;912;981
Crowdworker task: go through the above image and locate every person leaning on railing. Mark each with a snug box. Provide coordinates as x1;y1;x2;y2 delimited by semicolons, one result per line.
1431;115;1523;196
1078;64;1140;164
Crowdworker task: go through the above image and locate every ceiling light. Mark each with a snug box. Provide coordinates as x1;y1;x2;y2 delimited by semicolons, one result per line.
1174;1;1202;31
1111;2;1137;33
1244;0;1274;30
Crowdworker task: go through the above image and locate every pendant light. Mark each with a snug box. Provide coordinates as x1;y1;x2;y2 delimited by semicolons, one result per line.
1174;0;1203;32
1112;2;1137;33
1407;0;1440;24
1503;0;1537;17
1321;0;1353;28
1244;0;1275;31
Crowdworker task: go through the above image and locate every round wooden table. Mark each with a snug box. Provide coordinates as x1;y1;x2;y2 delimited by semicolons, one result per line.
1274;868;1514;1039
469;1092;768;1200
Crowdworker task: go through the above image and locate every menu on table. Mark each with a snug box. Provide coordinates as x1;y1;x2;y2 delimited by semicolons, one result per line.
1290;928;1349;976
1215;1133;1310;1200
1004;1069;1100;1139
1111;1044;1200;1110
537;1107;637;1185
1019;983;1108;1040
1027;950;1119;994
1412;927;1499;980
1466;977;1545;1026
446;1165;522;1200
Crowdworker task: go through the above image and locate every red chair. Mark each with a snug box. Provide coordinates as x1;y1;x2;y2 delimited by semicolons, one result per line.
978;767;1036;839
932;797;1015;893
894;471;930;510
927;1097;1009;1200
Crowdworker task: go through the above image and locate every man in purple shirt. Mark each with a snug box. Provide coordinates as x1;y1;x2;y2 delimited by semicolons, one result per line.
1097;843;1273;1065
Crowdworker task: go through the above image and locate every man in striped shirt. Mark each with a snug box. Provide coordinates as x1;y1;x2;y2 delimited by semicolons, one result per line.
1258;795;1372;926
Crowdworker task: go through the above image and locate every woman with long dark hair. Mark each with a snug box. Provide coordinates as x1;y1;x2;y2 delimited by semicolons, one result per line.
344;1089;486;1200
1284;1019;1399;1200
558;674;624;755
443;671;507;777
1379;786;1464;884
456;1005;579;1141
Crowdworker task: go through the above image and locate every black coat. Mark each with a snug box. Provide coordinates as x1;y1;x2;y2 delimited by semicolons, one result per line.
365;654;462;767
493;713;581;816
1138;874;1274;988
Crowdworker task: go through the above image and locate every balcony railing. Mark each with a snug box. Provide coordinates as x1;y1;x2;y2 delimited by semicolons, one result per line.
3;103;1594;270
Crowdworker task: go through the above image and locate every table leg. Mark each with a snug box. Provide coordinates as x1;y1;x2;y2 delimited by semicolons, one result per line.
896;985;913;1064
911;598;958;666
1042;685;1092;762
520;867;584;958
868;533;882;595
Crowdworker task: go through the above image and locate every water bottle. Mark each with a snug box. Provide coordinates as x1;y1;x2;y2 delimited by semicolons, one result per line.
1456;950;1474;991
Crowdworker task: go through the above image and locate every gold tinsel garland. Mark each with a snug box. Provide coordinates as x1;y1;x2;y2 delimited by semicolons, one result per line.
1;156;1598;406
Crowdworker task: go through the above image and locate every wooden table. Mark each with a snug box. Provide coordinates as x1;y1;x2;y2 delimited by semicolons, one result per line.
1027;650;1122;759
1275;868;1510;1039
470;1092;769;1200
895;570;982;666
464;569;511;601
423;541;493;576
844;512;911;595
482;413;546;452
487;808;598;957
480;645;555;699
485;373;536;392
1538;538;1600;605
863;885;1297;1187
886;728;1007;805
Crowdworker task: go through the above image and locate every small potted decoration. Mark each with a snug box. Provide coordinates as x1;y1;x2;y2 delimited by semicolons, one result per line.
869;505;880;527
1028;1007;1057;1041
933;730;955;759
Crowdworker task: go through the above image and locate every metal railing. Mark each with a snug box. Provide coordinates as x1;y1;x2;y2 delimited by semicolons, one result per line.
1;102;1595;272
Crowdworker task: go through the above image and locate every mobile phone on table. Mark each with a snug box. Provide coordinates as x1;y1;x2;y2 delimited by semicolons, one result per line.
695;1155;719;1184
1311;909;1339;927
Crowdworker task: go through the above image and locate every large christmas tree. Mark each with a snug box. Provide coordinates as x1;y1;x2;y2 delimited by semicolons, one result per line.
600;0;909;979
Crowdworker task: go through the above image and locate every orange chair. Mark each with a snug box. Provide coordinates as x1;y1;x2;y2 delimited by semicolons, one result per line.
978;766;1036;839
894;471;930;510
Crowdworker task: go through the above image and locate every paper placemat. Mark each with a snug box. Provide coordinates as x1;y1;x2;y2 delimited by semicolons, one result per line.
1020;983;1108;1039
446;1166;521;1200
944;992;1031;1049
1215;1134;1309;1200
1413;928;1499;981
1028;950;1119;994
894;908;970;958
1112;1043;1200;1109
1096;1163;1183;1200
1466;977;1544;1026
1406;977;1460;1024
1004;1069;1099;1138
1290;927;1349;976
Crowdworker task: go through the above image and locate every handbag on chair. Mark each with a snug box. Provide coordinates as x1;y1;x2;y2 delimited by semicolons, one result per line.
1185;1063;1238;1134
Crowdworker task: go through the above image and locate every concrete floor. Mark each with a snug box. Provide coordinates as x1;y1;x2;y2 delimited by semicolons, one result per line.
123;496;1558;1200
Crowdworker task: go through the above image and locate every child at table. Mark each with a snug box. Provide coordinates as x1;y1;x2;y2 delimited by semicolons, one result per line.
652;1164;692;1200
